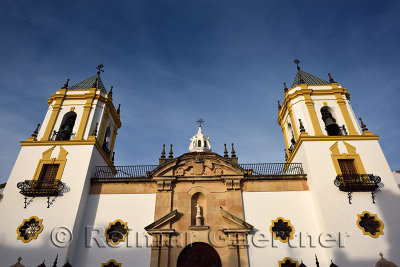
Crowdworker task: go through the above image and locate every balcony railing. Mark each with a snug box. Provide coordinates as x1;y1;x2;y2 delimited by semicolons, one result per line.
17;179;64;197
239;163;304;176
334;174;381;204
94;165;159;179
51;130;75;141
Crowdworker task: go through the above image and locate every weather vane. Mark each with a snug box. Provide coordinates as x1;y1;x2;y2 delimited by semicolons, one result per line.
196;118;205;127
294;59;300;70
96;64;104;74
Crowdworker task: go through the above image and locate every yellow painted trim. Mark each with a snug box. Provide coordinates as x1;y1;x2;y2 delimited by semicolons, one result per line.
101;259;122;267
356;211;384;238
329;141;366;175
16;216;44;243
334;92;357;135
287;103;299;140
41;89;67;140
21;140;97;146
281;124;290;154
109;127;118;160
285;135;379;164
32;146;68;181
270;217;295;243
75;89;96;140
303;93;323;136
278;257;299;267
104;219;129;245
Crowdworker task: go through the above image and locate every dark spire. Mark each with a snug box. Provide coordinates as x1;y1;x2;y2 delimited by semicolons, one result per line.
161;144;166;158
63;260;72;267
52;255;58;267
315;255;320;267
37;260;46;267
108;86;113;98
328;73;336;83
62;78;70;89
299;119;306;133
112;152;115;164
330;260;338;267
231;143;237;158
168;144;173;158
359;117;368;132
117;104;121;115
299;260;307;267
91;123;98;137
278;100;281;110
284;82;288;93
224;143;228;158
294;58;301;70
31;124;40;138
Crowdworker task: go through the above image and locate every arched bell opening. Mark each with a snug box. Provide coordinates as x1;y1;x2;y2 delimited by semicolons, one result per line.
321;106;345;136
177;242;221;267
191;192;206;226
102;126;111;156
55;111;77;140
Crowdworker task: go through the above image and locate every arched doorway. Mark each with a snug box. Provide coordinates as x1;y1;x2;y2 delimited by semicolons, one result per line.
177;242;222;267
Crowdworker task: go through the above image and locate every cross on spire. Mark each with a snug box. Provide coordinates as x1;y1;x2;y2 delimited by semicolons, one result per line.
96;64;104;75
294;59;301;70
196;118;205;127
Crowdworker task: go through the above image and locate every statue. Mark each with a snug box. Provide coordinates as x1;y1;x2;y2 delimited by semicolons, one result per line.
195;204;203;226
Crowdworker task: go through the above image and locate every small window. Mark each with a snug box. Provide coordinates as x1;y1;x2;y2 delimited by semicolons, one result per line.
204;141;207;147
198;140;201;147
338;159;357;175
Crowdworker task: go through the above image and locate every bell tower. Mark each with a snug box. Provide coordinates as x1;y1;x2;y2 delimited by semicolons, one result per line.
277;60;400;265
0;66;121;266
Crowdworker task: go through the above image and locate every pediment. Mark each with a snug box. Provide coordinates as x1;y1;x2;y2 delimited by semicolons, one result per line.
144;209;179;232
151;153;246;177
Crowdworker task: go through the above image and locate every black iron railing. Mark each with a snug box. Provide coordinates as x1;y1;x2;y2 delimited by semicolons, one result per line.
334;174;380;192
17;179;64;197
94;165;159;178
239;163;304;176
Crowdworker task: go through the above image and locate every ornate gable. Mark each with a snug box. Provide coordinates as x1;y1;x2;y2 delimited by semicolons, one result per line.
151;152;246;178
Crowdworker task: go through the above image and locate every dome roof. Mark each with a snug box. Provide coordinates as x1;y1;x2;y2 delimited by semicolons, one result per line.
376;253;398;267
189;126;211;152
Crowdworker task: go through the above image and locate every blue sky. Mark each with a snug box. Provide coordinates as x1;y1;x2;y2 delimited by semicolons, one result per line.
0;1;399;183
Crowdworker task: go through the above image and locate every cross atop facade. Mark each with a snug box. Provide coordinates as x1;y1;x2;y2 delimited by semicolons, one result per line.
196;118;205;127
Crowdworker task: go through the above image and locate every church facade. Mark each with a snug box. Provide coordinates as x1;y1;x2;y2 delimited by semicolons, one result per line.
0;64;399;267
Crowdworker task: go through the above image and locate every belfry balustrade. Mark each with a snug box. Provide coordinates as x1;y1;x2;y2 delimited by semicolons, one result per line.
334;174;381;204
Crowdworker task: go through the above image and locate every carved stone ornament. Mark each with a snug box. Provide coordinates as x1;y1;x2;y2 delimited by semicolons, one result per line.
270;217;295;243
17;216;44;243
356;211;384;238
105;219;129;245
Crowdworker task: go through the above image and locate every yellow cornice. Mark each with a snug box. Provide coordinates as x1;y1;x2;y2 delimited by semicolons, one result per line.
285;134;379;164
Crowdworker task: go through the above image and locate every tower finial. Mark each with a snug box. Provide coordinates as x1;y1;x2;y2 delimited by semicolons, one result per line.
283;82;288;92
315;254;320;267
108;86;113;98
278;100;281;110
169;144;173;158
328;73;336;83
224;143;228;158
298;72;305;84
196;118;204;127
117;104;121;115
96;64;104;75
294;58;301;70
231;143;237;158
299;119;306;133
62;78;70;89
31;124;40;139
161;144;166;158
359;117;368;132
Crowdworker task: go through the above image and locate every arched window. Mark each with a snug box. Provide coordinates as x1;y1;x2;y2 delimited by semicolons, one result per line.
321;107;341;136
55;112;77;140
102;126;111;156
198;140;201;147
204;141;207;147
